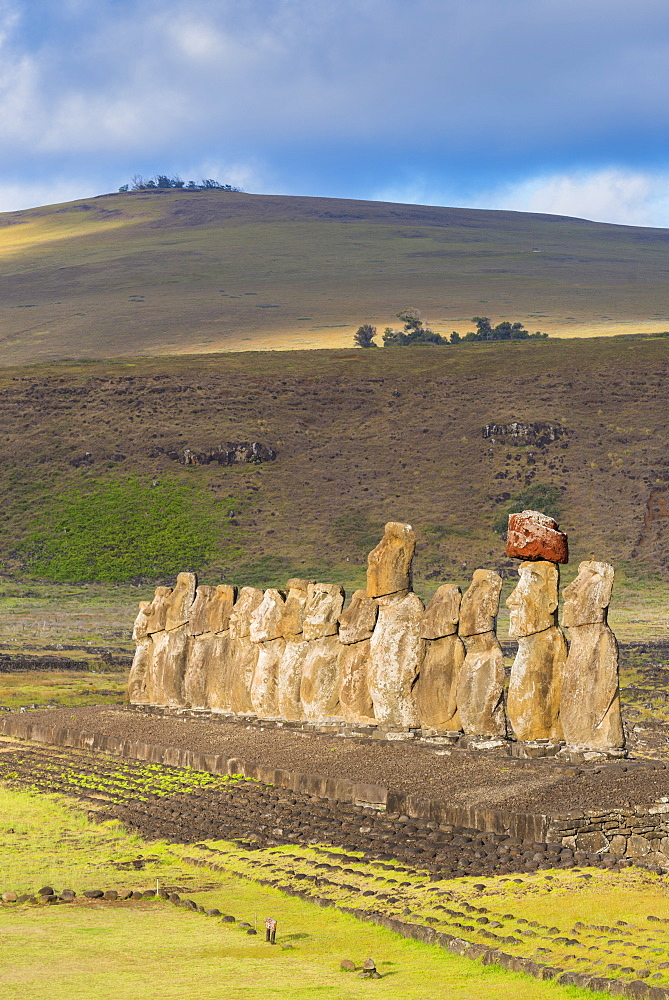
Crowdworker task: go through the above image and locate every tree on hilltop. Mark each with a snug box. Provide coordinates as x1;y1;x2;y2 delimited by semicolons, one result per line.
354;324;377;348
383;308;447;346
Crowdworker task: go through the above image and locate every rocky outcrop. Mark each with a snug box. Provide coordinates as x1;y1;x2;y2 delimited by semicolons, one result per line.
152;442;277;466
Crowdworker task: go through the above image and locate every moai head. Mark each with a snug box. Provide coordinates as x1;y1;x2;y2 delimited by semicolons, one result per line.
207;584;237;633
165;572;197;631
338;589;378;644
458;569;502;637
420;584;462;640
366;522;415;599
562;560;614;628
228;586;264;639
302;582;345;640
506;560;559;639
249;588;287;643
132;601;151;641
187;585;217;636
280;578;312;639
144;586;173;634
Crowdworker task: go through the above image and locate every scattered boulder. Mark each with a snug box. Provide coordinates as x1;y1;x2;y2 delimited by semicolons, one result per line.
340;959;356;971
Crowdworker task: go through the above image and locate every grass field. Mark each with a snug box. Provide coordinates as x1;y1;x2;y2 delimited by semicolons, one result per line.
0;784;641;1000
1;188;669;366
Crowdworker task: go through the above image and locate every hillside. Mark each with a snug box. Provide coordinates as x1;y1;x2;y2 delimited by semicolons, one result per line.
1;189;669;365
0;340;667;609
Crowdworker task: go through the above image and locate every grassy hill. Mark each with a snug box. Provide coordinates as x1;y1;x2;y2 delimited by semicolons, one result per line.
0;339;668;612
1;189;669;365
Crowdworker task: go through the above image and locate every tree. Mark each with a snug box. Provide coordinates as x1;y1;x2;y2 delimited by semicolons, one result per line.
354;324;377;348
450;330;461;343
382;309;448;346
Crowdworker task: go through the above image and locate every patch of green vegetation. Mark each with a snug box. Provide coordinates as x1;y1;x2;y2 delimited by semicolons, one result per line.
0;670;128;710
330;508;385;557
493;483;564;535
18;477;230;583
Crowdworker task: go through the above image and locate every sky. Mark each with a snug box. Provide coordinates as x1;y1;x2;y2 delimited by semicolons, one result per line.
1;0;669;225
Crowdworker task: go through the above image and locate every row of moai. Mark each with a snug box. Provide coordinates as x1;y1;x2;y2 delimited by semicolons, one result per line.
128;511;624;749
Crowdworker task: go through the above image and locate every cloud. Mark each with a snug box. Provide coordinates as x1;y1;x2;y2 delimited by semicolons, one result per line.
479;169;669;227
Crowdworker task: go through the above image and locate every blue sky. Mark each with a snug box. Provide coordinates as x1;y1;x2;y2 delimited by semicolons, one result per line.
1;0;669;224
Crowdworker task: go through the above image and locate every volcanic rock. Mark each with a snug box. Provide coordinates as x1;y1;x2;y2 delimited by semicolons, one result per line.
416;633;465;730
302;583;345;640
144;586;173;634
300;635;342;721
338;638;375;723
338;590;378;645
368;592;424;728
250;637;286;717
187;585;217;637
207;584;237;633
366;522;415;598
165;572;197;631
457;631;506;737
458;570;503;638
506;561;559;639
250;589;287;643
229;587;264;639
419;584;462;640
507;627;567;741
505;510;568;563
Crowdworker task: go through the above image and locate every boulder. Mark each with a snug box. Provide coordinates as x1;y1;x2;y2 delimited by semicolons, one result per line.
458;569;503;638
560;622;624;748
216;635;258;714
187;585;217;636
562;560;614;627
165;572;197;631
132;601;150;641
277;639;308;721
338;638;375;723
506;561;559;639
149;625;189;705
368;592;424;728
300;635;343;721
250;589;286;643
419;584;462;640
505;509;568;563
366;522;416;598
127;637;153;704
229;587;264;639
250;638;286;718
207;584;237;633
415;633;465;730
506;626;567;741
457;631;506;736
280;581;310;639
144;586;173;634
338;590;378;644
302;583;345;640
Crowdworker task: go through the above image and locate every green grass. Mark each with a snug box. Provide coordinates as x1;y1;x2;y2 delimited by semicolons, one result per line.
0;669;128;710
0;785;611;1000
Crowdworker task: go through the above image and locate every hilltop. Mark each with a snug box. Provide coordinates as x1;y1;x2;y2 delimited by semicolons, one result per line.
1;188;669;365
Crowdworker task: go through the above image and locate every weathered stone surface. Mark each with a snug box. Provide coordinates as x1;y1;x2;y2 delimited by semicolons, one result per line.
507;626;567;741
280;582;310;639
150;625;188;705
458;569;502;637
561;622;624;748
419;584;461;640
277;639;307;721
338;590;378;645
627;833;652;857
205;632;234;711
229;587;264;639
416;633;465;730
250;638;286;718
368;592;424;728
575;830;609;853
366;522;416;598
302;583;345;640
165;572;197;631
300;635;343;721
132;601;150;641
144;586;173;634
128;636;153;704
457;631;506;736
184;632;218;708
505;509;568;564
506;560;559;639
338;638;375;723
207;584;237;633
562;560;614;627
220;636;258;714
249;589;286;643
187;585;217;637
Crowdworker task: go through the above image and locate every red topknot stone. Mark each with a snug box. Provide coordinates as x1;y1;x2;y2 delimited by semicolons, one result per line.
505;509;569;564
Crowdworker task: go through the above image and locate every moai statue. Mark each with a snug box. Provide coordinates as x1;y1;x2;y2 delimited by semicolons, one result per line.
249;589;287;719
151;572;197;706
506;561;567;741
561;561;624;748
183;585;218;708
456;569;506;737
416;584;465;731
299;583;345;721
128;601;152;704
367;523;423;728
337;589;378;724
277;579;311;722
226;587;264;714
205;584;237;711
